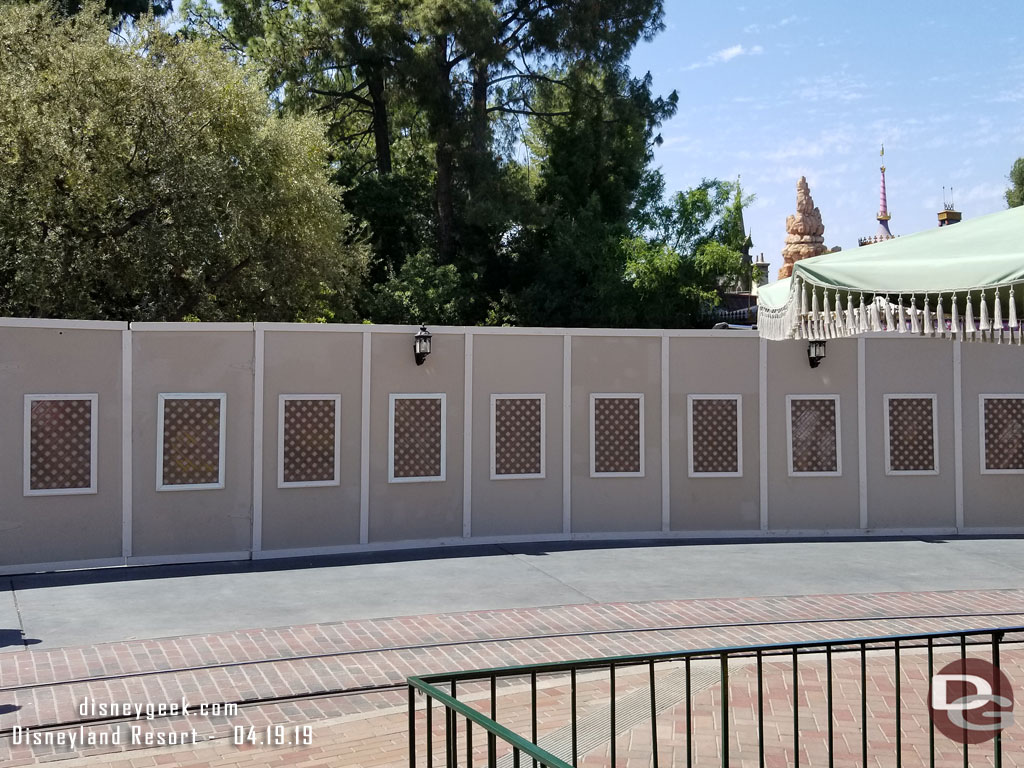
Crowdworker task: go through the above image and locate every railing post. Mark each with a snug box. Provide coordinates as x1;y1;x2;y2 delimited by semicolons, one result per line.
792;647;799;768
927;638;934;768
961;635;968;768
757;649;764;768
409;685;417;768
531;671;538;768
451;681;458;768
489;675;497;768
610;662;617;768
993;631;1004;768
895;639;902;768
427;695;434;768
570;668;578;767
720;653;729;768
446;706;455;768
826;645;833;768
686;656;693;768
649;660;659;768
861;642;867;768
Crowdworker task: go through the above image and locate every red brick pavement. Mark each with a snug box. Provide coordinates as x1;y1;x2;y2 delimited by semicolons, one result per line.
2;590;1024;766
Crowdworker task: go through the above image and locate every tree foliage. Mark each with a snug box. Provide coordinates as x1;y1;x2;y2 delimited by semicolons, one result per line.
46;0;173;22
184;0;751;328
1007;157;1024;209
0;2;367;321
3;0;758;328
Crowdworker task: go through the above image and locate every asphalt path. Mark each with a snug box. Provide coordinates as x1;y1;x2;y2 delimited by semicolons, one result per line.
3;536;1024;650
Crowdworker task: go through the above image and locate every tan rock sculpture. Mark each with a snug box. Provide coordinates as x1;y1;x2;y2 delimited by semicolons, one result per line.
778;176;827;279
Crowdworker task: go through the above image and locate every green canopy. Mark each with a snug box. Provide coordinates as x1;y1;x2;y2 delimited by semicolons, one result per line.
758;205;1024;342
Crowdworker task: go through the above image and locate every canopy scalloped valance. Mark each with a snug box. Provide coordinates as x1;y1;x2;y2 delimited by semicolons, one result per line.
757;206;1024;344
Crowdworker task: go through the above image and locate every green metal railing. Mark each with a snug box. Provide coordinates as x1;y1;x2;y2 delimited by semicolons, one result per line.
407;625;1023;768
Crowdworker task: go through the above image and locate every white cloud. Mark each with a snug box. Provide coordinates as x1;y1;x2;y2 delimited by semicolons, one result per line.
684;43;764;71
715;44;746;62
744;15;799;35
992;87;1024;103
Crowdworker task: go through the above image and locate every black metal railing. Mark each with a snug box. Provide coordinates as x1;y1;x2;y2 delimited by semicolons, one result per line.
407;625;1023;767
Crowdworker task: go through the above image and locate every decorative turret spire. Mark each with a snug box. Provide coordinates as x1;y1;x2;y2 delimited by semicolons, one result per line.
859;145;896;246
877;144;892;234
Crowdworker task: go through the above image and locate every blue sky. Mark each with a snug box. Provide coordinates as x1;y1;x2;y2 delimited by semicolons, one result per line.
629;1;1024;281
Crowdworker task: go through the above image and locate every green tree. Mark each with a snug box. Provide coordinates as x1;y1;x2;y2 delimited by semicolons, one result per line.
617;178;749;328
188;0;669;324
509;63;678;327
50;0;173;21
0;2;366;322
1007;157;1024;208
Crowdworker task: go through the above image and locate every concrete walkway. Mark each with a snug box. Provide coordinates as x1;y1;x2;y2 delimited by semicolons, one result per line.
3;536;1024;650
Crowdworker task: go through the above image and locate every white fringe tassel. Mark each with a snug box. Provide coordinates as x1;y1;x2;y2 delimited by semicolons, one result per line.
995;288;1003;344
965;293;977;336
1011;287;1019;344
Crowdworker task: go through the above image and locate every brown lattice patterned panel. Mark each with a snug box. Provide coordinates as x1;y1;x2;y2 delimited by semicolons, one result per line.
392;397;443;479
282;398;338;484
690;398;740;475
983;397;1024;471
593;396;642;475
493;397;543;477
161;397;223;487
886;397;936;473
28;398;93;491
789;397;839;474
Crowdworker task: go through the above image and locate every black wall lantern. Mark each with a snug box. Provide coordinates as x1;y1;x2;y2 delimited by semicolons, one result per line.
414;325;432;366
807;340;826;369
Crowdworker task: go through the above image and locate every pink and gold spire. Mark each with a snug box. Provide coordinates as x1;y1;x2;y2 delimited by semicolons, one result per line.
859;145;896;246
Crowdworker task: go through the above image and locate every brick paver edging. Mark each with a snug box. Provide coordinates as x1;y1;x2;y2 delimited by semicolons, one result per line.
3;589;1024;689
3;590;1024;767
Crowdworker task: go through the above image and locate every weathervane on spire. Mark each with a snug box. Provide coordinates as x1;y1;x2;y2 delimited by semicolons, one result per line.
880;143;885;173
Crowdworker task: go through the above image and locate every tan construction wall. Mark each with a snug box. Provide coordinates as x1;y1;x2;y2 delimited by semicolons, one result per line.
961;342;1024;528
130;326;254;559
864;338;956;529
3;319;1024;573
570;335;663;534
259;327;364;552
367;330;465;543
669;336;761;531
469;334;564;538
0;321;125;568
765;338;861;531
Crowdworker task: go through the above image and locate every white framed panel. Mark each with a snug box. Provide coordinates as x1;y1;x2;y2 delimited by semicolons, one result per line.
277;395;342;488
883;394;939;476
23;394;99;496
589;393;645;478
388;393;447;483
490;394;546;480
687;394;743;478
786;394;842;477
156;393;227;491
979;394;1024;475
